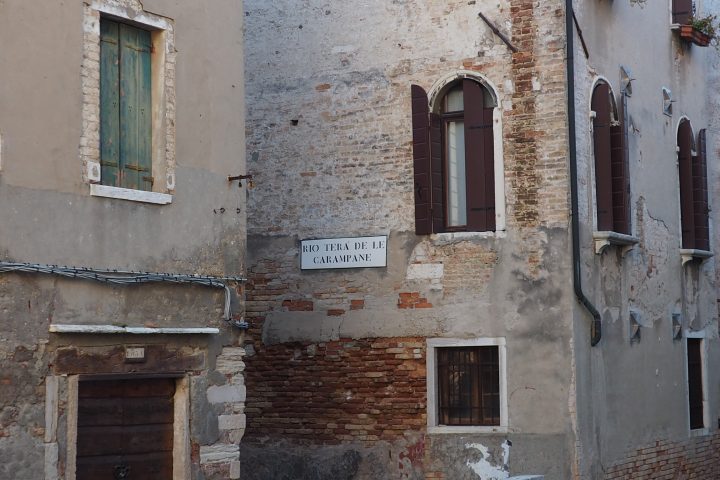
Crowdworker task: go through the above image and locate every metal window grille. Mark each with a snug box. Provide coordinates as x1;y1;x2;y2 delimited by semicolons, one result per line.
437;346;500;426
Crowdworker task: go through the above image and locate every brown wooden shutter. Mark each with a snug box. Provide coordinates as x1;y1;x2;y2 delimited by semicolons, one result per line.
411;85;432;235
693;129;710;251
687;338;704;430
430;113;445;233
592;83;613;231
678;121;695;249
463;79;495;231
77;378;175;479
610;95;630;234
673;0;693;25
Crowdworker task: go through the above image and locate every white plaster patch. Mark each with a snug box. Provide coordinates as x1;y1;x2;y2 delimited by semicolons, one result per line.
218;414;246;430
199;444;240;464
206;384;246;404
44;442;59;480
230;460;241;479
531;76;541;91
86;161;101;183
466;442;508;479
504;79;514;94
406;263;444;280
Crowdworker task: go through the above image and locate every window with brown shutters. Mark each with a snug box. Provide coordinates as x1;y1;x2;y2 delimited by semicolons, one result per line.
673;0;694;25
687;338;704;430
592;82;630;235
678;122;710;251
411;80;496;234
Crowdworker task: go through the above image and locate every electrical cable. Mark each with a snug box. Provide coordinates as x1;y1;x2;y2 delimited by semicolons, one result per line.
0;261;248;328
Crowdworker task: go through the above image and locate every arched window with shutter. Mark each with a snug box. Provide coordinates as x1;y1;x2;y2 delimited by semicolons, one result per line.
411;77;502;234
678;119;710;251
591;81;630;235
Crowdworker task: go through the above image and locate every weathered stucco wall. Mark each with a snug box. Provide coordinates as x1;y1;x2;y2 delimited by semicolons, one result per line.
0;1;246;479
244;0;576;478
572;0;720;477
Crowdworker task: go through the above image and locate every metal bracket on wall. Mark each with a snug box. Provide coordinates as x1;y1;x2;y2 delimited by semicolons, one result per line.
477;11;518;53
662;87;673;117
672;313;683;341
620;66;634;97
629;311;641;343
228;174;254;188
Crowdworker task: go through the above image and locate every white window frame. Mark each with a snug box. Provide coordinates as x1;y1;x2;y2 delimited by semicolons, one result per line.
81;0;176;204
685;330;710;436
426;337;508;434
47;374;191;480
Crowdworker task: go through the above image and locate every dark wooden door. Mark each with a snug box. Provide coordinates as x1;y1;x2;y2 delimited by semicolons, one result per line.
77;378;175;480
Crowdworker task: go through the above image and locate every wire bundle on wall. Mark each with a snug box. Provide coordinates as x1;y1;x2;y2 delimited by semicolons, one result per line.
0;261;248;328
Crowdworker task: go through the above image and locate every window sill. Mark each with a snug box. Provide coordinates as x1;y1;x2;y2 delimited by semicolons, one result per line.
431;230;506;244
428;425;508;434
49;324;218;334
680;249;713;266
593;231;639;255
689;427;710;438
90;184;173;205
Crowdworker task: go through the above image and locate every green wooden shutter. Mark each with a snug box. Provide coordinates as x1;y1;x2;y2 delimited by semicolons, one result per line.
119;24;152;191
100;20;120;187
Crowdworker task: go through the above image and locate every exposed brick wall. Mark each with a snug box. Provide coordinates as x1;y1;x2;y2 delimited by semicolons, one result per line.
604;435;720;479
244;337;426;444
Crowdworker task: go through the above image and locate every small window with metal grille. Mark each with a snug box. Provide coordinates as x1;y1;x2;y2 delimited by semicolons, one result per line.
437;346;500;426
427;338;507;433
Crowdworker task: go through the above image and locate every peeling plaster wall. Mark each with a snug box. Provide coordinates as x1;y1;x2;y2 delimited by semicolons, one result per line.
244;0;574;478
0;1;246;479
572;0;720;477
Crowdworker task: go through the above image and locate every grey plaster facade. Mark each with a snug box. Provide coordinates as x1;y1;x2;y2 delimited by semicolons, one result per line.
0;1;247;479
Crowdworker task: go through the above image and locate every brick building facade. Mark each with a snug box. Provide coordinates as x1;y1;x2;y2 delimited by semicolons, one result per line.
243;0;720;479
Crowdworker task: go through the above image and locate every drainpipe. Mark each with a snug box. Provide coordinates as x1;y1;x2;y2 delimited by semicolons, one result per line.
566;0;602;346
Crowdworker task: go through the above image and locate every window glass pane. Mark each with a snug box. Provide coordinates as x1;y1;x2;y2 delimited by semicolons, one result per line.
447;121;466;227
445;86;464;112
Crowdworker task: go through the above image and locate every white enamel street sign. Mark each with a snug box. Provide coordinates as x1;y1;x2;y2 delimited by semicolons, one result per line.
300;235;387;270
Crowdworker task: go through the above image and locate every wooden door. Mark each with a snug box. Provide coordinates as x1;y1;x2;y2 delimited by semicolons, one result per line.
77;378;175;480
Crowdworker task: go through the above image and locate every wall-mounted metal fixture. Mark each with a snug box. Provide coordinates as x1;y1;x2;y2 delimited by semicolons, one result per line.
228;174;254;188
620;66;634;97
630;311;641;343
477;11;518;53
672;313;683;340
662;87;673;117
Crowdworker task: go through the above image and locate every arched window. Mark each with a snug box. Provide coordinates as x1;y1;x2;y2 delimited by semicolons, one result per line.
591;81;630;234
677;119;709;251
411;79;497;234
